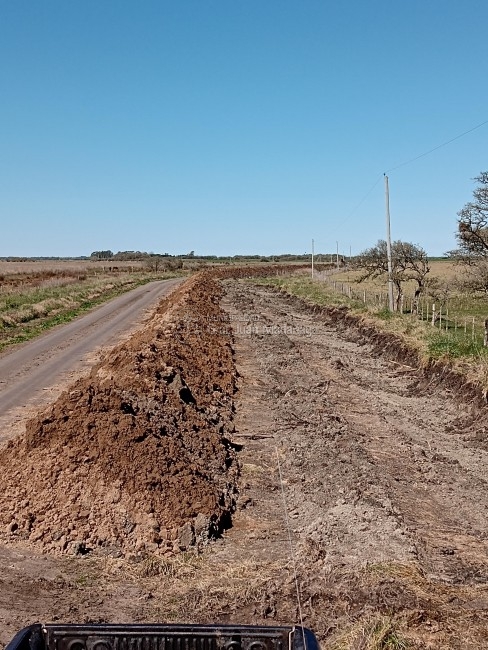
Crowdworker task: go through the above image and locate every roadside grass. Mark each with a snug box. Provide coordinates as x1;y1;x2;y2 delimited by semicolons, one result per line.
331;259;459;288
0;270;184;352
258;275;364;310
329;616;409;650
252;275;488;386
316;260;488;343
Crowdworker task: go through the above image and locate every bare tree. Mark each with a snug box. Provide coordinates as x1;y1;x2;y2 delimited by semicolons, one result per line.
145;255;165;272
356;240;430;312
451;172;488;294
457;259;488;295
145;256;183;272
423;277;453;312
455;171;488;259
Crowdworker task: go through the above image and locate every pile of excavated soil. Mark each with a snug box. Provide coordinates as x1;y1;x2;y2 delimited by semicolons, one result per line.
0;272;239;556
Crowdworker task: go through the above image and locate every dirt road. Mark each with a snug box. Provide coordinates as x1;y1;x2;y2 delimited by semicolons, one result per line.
1;278;488;648
0;278;182;444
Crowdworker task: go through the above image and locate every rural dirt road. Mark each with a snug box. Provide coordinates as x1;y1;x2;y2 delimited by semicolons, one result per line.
0;276;488;649
0;278;182;444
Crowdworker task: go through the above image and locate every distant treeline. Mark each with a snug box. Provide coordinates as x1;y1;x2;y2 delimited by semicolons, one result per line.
3;250;425;263
89;251;337;262
0;256;91;262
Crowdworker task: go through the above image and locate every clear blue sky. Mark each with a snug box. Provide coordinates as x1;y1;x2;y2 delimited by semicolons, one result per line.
1;0;487;257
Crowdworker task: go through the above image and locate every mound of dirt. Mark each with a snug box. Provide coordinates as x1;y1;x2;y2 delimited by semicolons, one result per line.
0;273;239;557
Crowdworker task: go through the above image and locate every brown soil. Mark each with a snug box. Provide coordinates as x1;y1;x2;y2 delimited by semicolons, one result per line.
1;274;488;649
0;273;239;557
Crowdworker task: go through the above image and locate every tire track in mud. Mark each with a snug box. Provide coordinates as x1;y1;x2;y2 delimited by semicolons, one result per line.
218;280;488;648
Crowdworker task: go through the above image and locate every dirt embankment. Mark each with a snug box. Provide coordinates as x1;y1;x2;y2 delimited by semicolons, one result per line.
0;265;317;559
0;272;239;557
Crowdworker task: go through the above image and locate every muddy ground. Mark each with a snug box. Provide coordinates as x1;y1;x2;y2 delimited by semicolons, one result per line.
1;278;488;648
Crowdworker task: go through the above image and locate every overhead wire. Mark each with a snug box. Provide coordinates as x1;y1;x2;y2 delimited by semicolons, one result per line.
344;174;383;221
384;118;488;174
323;174;383;239
329;118;488;240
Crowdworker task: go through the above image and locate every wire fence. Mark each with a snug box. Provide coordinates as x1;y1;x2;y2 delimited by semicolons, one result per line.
314;269;488;350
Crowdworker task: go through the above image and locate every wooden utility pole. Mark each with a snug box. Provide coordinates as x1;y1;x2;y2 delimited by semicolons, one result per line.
336;241;339;270
384;174;395;312
311;239;314;278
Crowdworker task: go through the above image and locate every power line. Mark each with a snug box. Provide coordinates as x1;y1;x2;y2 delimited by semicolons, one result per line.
327;118;488;241
384;118;488;174
324;174;383;238
344;174;383;220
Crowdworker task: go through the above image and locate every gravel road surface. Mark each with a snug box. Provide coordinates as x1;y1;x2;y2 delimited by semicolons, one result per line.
0;278;183;443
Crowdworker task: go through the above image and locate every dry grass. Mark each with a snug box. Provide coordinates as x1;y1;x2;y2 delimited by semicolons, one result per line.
0;260;145;274
331;260;459;292
69;554;486;647
328;615;409;650
0;267;185;351
118;553;286;622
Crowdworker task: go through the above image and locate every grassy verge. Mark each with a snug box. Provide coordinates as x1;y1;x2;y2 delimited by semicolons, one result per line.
317;262;488;353
0;270;184;352
329;615;409;650
253;275;488;386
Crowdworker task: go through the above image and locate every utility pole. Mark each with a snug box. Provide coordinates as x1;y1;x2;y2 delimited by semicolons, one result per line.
336;241;339;270
384;174;394;311
311;238;314;278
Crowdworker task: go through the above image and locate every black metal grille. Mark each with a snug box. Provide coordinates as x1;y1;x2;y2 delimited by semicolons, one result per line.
44;625;291;650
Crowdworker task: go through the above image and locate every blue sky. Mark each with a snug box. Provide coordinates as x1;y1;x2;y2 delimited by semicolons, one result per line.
1;1;487;257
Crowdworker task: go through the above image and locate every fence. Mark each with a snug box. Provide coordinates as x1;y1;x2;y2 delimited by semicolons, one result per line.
313;269;488;350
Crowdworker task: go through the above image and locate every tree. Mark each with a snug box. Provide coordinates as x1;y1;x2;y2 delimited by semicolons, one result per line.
356;240;430;312
145;256;183;272
145;255;165;272
90;250;113;260
448;172;488;294
455;259;488;295
455;172;488;259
